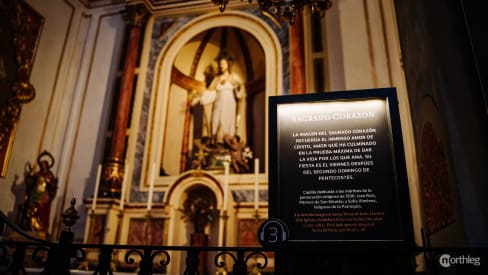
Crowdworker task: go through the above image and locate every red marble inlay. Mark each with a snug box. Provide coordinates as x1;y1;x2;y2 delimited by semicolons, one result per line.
420;122;455;234
128;218;164;245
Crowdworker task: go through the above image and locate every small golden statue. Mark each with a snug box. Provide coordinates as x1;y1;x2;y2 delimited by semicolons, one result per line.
19;150;58;238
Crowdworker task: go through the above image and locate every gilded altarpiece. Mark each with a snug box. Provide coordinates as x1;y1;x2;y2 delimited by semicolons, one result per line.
0;0;43;176
119;11;289;265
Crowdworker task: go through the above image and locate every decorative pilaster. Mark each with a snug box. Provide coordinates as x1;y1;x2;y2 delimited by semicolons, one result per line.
99;4;149;198
289;13;307;94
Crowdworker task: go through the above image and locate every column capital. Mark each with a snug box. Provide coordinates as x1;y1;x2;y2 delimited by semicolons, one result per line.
124;4;150;27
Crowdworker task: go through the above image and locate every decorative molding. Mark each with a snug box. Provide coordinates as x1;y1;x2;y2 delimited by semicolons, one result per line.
77;0;125;9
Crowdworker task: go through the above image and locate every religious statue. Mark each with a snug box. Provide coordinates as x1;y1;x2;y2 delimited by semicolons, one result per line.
224;134;250;173
188;50;252;173
19;150;58;238
181;187;217;234
192;136;215;170
206;51;246;144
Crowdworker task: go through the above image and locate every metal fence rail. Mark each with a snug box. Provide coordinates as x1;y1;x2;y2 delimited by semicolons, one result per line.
0;241;272;275
1;199;487;275
0;199;272;275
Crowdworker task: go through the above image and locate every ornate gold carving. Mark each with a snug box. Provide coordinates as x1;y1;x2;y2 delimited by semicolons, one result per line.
212;0;333;25
100;158;125;197
124;4;149;27
0;1;43;176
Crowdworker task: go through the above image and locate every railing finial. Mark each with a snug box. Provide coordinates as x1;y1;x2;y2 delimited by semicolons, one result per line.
61;198;79;232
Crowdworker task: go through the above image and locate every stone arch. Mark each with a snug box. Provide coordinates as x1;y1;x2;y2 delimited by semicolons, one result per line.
164;171;225;274
146;10;283;177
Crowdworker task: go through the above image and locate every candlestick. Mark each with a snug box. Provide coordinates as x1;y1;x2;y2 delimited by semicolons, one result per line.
254;158;259;210
91;164;102;211
119;163;129;210
147;163;155;211
223;161;229;211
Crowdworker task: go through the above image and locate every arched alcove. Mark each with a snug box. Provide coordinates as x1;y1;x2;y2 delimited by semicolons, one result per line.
126;11;283;273
164;172;224;274
142;10;283;184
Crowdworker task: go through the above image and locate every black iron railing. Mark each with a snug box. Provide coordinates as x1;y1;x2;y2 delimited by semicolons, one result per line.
0;199;272;275
0;241;272;275
1;199;487;274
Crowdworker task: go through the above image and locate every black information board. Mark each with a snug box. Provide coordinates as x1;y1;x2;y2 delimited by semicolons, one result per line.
268;88;413;249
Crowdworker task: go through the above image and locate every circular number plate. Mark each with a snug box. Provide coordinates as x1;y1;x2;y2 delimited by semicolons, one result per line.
258;219;289;248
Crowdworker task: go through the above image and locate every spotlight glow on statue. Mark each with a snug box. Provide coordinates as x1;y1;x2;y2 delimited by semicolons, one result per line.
207;54;246;143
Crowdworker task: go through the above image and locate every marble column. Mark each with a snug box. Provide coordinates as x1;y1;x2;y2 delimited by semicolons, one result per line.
100;4;149;198
289;13;307;94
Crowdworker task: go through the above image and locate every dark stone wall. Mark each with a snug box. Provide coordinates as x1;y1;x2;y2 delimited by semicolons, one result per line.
394;0;488;246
